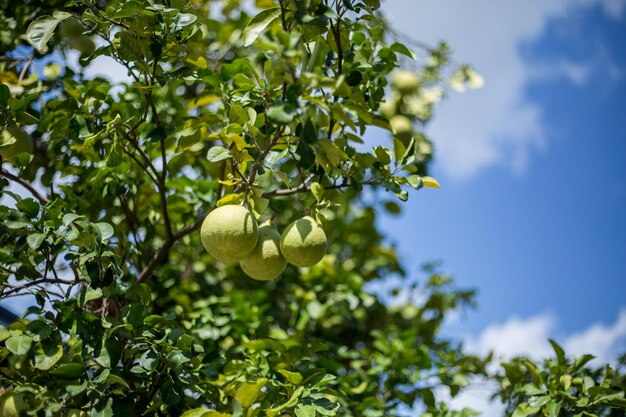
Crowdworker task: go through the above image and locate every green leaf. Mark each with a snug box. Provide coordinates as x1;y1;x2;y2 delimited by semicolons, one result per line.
171;13;197;32
25;12;72;52
51;363;84;379
295;405;316;417
390;42;417;60
181;410;231;417
106;142;123;167
106;374;130;389
94;222;115;241
242;7;281;47
93;397;113;417
0;326;10;342
393;138;406;164
235;378;268;408
267;103;298;124
278;369;303;385
310;182;324;203
374;146;391;165
5;334;33;355
0;84;9;106
313;398;340;416
266;385;304;417
34;340;63;370
27;233;46;250
548;339;566;365
406;175;423;190
207;146;232;162
16;198;40;217
511;403;541;417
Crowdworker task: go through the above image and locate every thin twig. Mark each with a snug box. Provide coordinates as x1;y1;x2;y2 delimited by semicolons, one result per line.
135;213;206;285
1;278;76;298
262;179;351;198
236;128;283;193
0;168;49;205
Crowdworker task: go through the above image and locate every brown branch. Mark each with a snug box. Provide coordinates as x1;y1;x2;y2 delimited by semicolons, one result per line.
85;3;130;30
135;213;207;285
278;0;288;31
1;278;76;298
0;168;49;205
119;145;159;185
236;128;283;193
158;138;173;240
262;180;350;198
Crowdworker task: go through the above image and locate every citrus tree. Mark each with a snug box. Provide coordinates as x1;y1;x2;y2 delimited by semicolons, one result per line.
0;1;624;417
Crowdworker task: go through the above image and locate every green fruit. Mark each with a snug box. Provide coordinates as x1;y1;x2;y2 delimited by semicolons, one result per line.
200;205;259;264
240;225;286;281
379;95;399;119
1;126;33;159
0;392;28;417
280;216;327;267
389;115;413;141
391;70;419;94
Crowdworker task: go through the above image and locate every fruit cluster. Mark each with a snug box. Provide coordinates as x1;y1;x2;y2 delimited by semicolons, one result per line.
200;205;327;281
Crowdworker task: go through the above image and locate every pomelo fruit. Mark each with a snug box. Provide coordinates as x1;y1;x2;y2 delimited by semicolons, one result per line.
379;95;399;119
280;216;327;267
0;392;28;417
389;115;413;142
200;205;259;263
240;225;286;280
391;70;419;94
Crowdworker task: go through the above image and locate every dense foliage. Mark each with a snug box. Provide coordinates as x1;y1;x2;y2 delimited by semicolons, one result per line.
0;1;624;416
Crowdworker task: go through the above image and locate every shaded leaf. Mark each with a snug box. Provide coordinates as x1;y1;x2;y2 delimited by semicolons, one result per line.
242;7;281;47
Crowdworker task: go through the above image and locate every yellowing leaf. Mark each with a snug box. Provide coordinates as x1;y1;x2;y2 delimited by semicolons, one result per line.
186;56;207;68
422;176;441;189
189;95;220;109
234;378;268;408
217;193;244;207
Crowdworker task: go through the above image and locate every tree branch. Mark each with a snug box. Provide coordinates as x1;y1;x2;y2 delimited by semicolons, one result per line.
1;278;76;298
135;213;207;285
262;179;351;198
236;128;283;193
0;168;49;205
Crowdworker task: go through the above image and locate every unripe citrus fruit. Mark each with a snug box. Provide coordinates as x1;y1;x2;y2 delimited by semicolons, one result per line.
391;70;419;94
240;225;286;280
200;205;259;264
280;216;327;267
389;115;413;142
379;95;399;119
0;392;27;417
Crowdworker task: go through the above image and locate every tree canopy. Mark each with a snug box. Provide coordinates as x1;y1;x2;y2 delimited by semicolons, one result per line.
0;1;625;416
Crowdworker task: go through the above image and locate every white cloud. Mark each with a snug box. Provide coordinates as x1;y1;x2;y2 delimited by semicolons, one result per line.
464;313;556;361
566;309;626;364
452;310;626;417
383;0;624;180
464;309;626;364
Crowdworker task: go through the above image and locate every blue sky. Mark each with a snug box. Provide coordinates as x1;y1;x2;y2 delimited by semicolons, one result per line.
378;0;626;370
